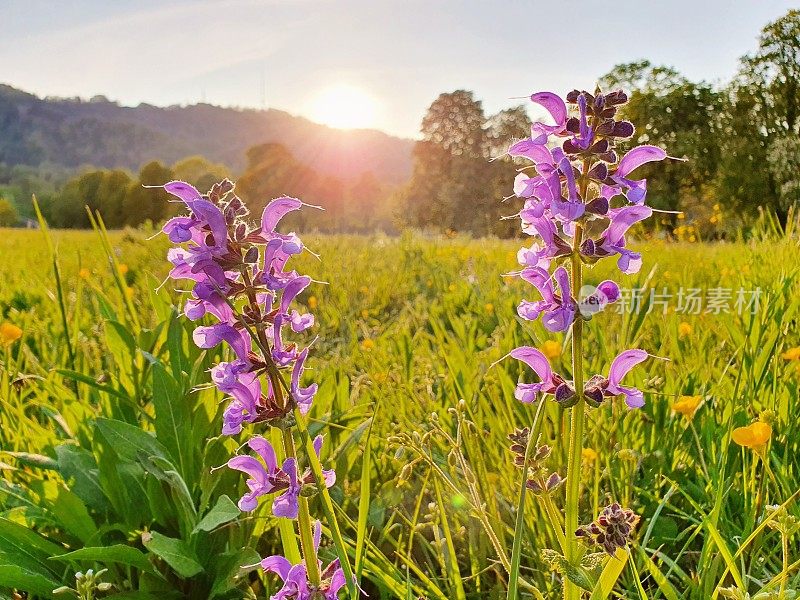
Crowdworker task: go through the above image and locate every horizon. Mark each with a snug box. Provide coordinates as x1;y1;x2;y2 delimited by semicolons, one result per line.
2;0;796;139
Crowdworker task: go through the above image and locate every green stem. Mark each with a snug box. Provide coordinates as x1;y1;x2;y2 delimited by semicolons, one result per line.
564;152;590;598
281;427;322;586
564;229;585;600
507;401;547;600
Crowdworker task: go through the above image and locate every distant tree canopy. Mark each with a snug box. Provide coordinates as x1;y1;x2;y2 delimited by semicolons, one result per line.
400;90;528;236
1;8;798;236
237;143;396;233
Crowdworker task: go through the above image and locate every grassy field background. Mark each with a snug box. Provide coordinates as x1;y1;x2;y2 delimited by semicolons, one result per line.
1;224;799;599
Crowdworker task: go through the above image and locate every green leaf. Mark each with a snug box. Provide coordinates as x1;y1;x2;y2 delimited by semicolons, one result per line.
542;549;596;592
51;545;158;576
193;495;239;534
590;549;628;600
142;531;203;578
0;517;64;577
55;444;109;513
57;368;129;399
151;363;190;478
94;418;168;463
209;548;261;599
48;486;98;544
0;563;60;598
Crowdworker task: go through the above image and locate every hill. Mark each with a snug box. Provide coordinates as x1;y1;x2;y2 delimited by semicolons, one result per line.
0;84;414;183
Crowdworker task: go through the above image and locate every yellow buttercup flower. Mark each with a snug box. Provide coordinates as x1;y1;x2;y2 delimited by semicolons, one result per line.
732;421;772;450
0;322;22;346
781;347;800;361
540;340;562;359
307;296;318;310
79;268;91;279
672;395;702;420
677;212;685;220
678;322;692;338
484;303;494;314
118;263;129;275
361;339;375;351
582;448;598;464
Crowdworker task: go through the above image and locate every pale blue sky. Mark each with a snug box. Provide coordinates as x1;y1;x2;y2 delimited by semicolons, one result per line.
1;0;796;138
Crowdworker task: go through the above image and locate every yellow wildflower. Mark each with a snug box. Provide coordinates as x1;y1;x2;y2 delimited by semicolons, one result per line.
582;448;598;464
731;421;772;451
781;347;800;361
677;212;685;220
0;322;22;345
484;303;494;314
79;268;91;279
540;340;562;359
361;309;370;319
672;395;702;420
118;263;129;275
361;339;375;351
307;296;317;310
678;322;692;338
359;286;369;295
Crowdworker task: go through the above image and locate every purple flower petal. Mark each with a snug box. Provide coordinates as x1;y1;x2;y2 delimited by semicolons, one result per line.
607;349;648;394
262;196;303;234
616;145;667;177
530;92;567;132
260;555;292;581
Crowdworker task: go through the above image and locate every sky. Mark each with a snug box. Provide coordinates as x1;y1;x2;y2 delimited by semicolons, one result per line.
1;0;797;139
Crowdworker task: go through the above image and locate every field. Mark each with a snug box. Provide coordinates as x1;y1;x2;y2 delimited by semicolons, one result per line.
1;224;799;599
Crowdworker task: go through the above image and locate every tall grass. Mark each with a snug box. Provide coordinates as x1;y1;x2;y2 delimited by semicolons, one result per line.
0;224;799;598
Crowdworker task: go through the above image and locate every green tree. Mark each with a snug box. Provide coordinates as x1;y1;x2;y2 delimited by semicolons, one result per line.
124;161;175;225
0;197;18;226
600;62;723;218
172;155;231;192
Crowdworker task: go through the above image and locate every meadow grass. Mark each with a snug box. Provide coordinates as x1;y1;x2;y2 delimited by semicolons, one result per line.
0;225;799;599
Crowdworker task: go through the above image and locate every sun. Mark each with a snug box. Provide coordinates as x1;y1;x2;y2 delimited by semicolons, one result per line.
308;84;377;130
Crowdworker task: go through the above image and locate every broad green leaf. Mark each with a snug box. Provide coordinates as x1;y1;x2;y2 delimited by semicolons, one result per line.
95;418;168;462
0;563;60;598
151;363;190;478
142;531;203;578
51;544;157;576
0;518;64;577
193;495;239;534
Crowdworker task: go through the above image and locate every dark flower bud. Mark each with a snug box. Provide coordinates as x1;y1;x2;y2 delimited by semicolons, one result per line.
612;121;635;138
243;246;259;263
588;139;609;154
576;502;640;556
588;162;608;181
565;117;580;134
585;196;609;216
594;95;605;110
566;90;581;103
526;480;543;494
554;382;577;407
534;444;551;462
235;223;248;242
545;472;564;491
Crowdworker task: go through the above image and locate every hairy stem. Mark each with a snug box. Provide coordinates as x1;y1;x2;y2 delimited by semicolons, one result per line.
563;224;585;600
564;157;591;599
281;426;322;586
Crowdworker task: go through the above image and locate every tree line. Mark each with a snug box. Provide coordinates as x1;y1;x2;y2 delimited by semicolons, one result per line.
1;9;797;236
398;9;800;237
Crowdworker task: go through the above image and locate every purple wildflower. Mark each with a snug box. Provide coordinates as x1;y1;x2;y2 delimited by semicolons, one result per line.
227;435;335;518
260;523;347;600
517;266;577;332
